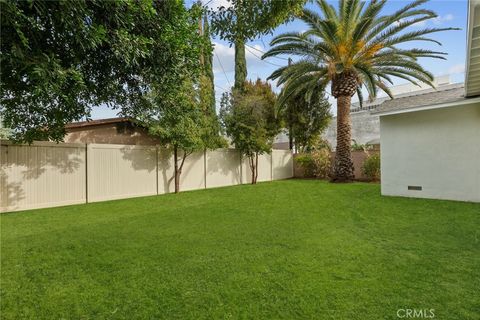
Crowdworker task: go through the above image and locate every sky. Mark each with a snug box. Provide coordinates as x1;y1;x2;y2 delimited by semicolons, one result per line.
91;0;469;119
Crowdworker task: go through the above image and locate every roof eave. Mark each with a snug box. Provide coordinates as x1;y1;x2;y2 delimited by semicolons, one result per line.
373;97;480;117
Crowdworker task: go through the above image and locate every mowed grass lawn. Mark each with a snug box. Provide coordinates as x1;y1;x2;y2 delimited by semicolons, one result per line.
1;180;479;319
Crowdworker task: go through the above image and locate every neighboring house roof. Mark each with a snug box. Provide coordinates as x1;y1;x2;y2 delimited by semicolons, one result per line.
65;117;133;129
350;75;452;113
371;83;480;116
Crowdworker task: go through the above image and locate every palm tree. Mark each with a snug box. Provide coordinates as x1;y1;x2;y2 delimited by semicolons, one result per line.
263;0;458;182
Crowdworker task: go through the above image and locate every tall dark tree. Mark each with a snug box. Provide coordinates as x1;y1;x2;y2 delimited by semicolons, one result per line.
201;15;216;116
264;0;458;181
198;12;225;149
210;0;306;90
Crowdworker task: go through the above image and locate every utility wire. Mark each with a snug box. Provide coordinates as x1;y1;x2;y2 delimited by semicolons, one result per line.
214;52;232;87
245;43;290;61
245;46;284;67
215;84;228;92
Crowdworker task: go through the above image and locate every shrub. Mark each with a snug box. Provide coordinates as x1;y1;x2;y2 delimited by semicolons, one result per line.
316;138;332;152
295;154;314;177
351;139;376;152
310;149;332;179
362;154;381;181
351;139;366;151
295;149;331;179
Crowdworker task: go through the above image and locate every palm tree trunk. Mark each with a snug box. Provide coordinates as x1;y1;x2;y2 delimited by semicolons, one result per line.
333;96;354;182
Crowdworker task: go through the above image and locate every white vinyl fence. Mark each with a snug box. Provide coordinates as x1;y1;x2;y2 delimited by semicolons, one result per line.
0;141;293;212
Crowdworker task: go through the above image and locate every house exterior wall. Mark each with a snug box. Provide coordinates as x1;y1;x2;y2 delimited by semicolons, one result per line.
64;123;160;145
323;110;380;148
380;103;480;202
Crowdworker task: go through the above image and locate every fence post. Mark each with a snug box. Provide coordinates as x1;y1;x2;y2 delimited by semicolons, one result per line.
156;146;159;195
292;151;295;178
85;143;88;204
239;152;243;184
270;151;273;181
204;149;207;189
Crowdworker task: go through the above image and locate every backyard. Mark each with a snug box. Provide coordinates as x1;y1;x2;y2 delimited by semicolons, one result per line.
1;180;479;319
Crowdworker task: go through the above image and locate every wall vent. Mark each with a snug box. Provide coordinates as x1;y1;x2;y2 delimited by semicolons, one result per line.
408;186;422;191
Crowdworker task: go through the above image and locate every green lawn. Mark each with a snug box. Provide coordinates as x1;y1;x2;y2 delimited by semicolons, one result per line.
1;180;479;319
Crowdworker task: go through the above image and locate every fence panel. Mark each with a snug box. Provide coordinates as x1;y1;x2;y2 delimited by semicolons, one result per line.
157;148;175;194
87;144;157;202
179;151;205;192
206;149;242;188
0;141;86;212
241;153;272;183
272;150;294;180
1;141;293;212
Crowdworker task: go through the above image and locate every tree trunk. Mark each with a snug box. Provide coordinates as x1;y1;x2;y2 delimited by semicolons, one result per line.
174;147;189;193
174;146;180;193
249;155;256;184
332;95;355;182
289;124;293;150
254;152;259;184
234;38;247;90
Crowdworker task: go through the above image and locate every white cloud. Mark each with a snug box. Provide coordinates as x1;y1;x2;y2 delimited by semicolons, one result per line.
433;14;454;25
212;41;286;109
212;41;283;77
205;0;232;11
447;64;465;74
212;42;235;74
393;13;453;29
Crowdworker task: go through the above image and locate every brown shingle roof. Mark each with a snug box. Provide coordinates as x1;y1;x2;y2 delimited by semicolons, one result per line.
65;117;132;129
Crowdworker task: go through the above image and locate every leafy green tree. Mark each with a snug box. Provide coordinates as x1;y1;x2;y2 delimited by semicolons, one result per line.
138;8;225;194
220;79;280;184
210;0;305;90
263;0;458;182
279;83;331;152
1;0;202;143
146;80;205;194
0;128;11;140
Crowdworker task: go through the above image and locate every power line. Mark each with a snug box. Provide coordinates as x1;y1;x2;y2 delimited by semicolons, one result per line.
245;43;290;61
245;46;284;67
215;84;228;92
214;52;232;87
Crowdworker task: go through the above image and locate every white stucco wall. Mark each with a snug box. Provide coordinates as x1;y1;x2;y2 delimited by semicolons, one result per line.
323;110;380;148
380;102;480;202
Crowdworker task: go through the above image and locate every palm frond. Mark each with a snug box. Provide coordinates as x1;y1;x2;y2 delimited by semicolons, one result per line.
263;0;457;103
